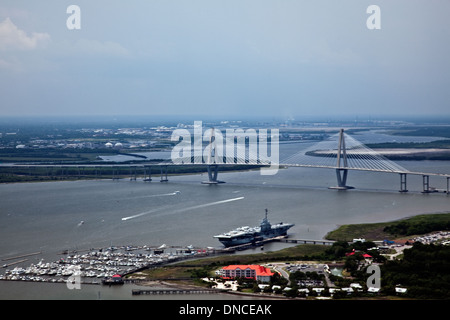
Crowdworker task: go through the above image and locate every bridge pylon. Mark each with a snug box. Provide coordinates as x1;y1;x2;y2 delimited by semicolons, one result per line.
202;127;225;184
329;129;354;190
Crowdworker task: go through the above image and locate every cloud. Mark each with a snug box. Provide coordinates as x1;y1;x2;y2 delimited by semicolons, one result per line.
0;17;50;51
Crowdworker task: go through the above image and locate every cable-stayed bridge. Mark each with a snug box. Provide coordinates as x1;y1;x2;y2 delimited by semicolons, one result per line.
2;129;450;194
281;129;409;173
167;127;449;193
278;129;412;190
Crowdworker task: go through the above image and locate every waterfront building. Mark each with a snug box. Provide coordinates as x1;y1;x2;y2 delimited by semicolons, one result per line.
101;274;124;285
221;265;274;283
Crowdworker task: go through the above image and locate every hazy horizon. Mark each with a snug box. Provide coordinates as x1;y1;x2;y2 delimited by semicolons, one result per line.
1;1;449;119
1;113;450;126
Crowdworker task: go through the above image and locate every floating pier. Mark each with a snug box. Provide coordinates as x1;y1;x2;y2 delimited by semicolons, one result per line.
132;289;217;295
276;238;335;245
219;235;336;252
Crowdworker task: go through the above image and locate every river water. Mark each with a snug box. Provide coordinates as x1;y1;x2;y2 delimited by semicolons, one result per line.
1;130;449;299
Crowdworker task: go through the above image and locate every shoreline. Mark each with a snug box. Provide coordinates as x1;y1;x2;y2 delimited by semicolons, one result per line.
0;165;265;184
1;211;448;300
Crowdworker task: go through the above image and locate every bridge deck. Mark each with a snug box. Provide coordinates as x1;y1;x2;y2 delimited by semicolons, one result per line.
2;162;449;178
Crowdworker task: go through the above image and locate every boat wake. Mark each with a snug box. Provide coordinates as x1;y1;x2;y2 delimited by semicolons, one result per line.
117;191;180;201
172;196;245;213
121;196;244;221
121;208;162;221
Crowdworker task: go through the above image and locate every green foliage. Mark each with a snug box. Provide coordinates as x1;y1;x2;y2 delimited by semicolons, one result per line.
284;287;299;298
327;213;450;241
381;242;450;299
321;241;349;259
270;272;288;286
320;240;383;262
189;268;209;279
289;270;323;282
344;256;360;275
251;282;260;293
383;220;450;236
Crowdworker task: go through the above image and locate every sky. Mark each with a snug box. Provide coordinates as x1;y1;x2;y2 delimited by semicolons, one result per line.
0;1;449;120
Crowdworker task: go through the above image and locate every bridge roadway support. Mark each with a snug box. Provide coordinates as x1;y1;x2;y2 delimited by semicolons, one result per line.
143;165;152;182
329;169;354;190
129;167;137;181
202;164;225;184
399;173;408;193
112;167;119;181
422;175;433;193
447;177;450;194
160;166;168;182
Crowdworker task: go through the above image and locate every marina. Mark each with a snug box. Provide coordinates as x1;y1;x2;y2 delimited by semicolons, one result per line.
0;245;218;285
0;234;312;285
1;234;327;285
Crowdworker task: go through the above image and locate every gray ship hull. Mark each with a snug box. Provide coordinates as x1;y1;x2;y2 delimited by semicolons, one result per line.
214;210;294;247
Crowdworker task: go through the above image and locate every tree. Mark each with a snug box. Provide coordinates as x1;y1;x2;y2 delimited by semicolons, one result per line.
344;256;360;275
263;285;273;293
380;243;450;298
285;287;298;298
271;272;288;286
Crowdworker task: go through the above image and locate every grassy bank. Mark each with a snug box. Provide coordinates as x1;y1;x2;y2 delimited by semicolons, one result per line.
325;212;450;241
180;244;329;267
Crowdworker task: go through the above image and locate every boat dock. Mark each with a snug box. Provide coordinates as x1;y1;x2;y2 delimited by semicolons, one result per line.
218;236;336;252
132;288;218;295
276;238;335;245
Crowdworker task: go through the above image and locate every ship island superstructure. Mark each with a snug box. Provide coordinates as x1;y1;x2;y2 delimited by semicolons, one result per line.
214;209;294;247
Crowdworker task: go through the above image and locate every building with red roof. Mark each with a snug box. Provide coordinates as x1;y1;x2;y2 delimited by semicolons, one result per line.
102;274;124;285
221;265;274;283
345;250;372;259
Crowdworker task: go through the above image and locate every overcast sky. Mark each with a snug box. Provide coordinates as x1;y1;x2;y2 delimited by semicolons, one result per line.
0;1;449;120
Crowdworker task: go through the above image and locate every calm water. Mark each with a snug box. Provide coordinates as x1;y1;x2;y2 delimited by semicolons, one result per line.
1;132;450;299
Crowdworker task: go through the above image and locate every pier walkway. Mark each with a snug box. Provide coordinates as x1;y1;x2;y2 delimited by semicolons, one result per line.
217;236;336;253
276;238;335;245
132;288;218;295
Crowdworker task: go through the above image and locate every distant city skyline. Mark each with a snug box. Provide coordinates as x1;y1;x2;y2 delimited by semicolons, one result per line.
1;1;449;118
